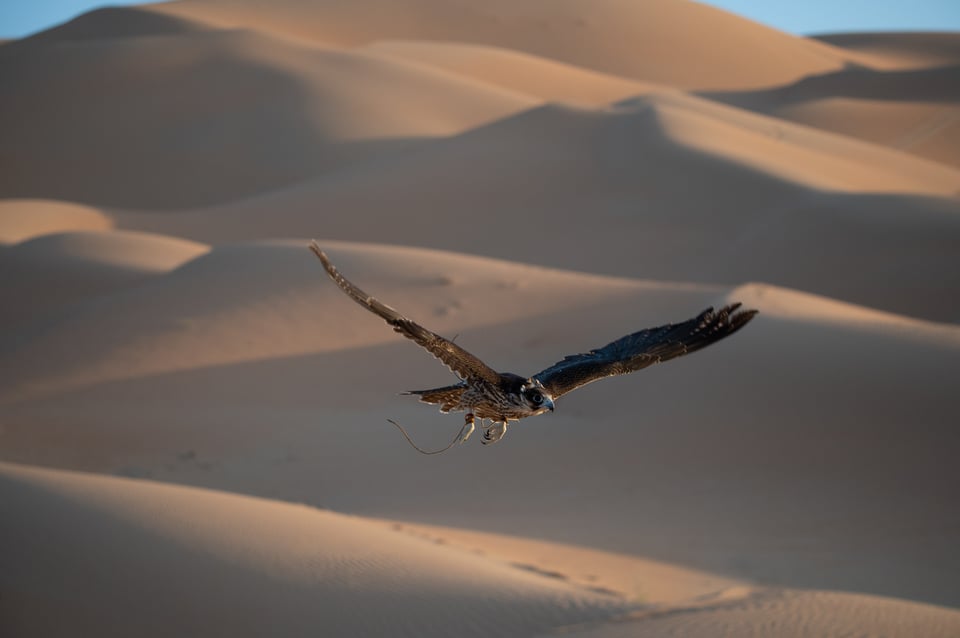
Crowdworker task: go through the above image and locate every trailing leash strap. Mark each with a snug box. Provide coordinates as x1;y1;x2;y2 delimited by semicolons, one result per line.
387;419;470;455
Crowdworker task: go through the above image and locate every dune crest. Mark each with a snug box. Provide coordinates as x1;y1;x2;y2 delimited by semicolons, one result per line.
361;40;656;105
0;200;112;244
13;6;210;46
151;0;863;90
7;230;209;272
814;32;960;69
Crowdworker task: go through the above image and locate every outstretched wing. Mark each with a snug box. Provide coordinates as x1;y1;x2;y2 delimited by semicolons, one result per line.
533;304;757;399
310;242;501;385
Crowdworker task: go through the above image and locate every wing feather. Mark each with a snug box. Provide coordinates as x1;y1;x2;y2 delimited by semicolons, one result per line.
533;305;757;399
310;242;501;385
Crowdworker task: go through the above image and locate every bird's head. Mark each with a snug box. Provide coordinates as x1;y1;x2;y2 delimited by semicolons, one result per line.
520;378;554;415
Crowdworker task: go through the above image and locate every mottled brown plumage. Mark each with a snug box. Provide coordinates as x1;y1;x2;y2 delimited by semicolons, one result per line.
310;242;757;447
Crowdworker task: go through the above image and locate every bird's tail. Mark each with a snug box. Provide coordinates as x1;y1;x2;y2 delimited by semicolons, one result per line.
403;384;465;412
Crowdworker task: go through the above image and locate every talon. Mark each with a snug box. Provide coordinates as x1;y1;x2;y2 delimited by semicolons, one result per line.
482;421;508;446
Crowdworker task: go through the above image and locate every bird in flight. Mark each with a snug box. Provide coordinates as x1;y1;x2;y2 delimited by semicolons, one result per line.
310;242;757;452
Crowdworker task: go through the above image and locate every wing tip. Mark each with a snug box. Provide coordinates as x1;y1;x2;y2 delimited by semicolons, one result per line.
721;303;759;333
309;240;341;281
696;303;758;337
308;239;328;263
728;303;758;318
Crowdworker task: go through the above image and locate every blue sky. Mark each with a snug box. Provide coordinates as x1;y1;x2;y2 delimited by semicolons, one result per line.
2;0;959;40
699;0;960;35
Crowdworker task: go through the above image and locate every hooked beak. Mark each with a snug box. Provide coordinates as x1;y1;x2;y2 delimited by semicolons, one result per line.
546;399;555;412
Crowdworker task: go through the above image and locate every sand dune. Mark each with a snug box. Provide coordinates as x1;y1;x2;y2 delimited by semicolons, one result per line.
815;32;960;69
0;240;705;402
720;64;960;105
8;460;952;638
9;238;955;407
112;98;960;322
561;590;960;638
0;9;535;209
771;99;960;168
153;0;862;90
0;230;207;332
14;5;210;46
629;91;960;194
362;40;655;105
0;462;631;638
1;241;957;609
5;230;208;272
386;519;747;605
705;64;960;167
2;1;958;635
727;283;960;338
0;199;112;244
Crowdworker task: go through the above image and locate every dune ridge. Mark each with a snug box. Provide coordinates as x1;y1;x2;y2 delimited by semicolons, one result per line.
814;32;960;68
150;0;865;90
704;64;960;167
0;17;536;209
0;200;112;244
360;40;656;105
12;5;210;46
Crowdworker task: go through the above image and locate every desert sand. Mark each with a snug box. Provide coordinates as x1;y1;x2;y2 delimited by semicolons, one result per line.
1;1;959;636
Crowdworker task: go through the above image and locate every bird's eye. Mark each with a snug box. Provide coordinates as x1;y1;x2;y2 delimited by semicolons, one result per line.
530;392;543;405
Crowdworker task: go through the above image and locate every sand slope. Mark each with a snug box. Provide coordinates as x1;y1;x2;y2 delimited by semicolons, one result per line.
0;240;704;402
814;32;960;69
1;242;957;611
14;5;211;45
0;462;631;638
112;98;960;322
0;199;112;244
361;40;655;105
0;7;535;209
152;0;862;90
384;519;747;605
0;230;207;332
705;64;960;167
558;589;960;638
5;462;957;638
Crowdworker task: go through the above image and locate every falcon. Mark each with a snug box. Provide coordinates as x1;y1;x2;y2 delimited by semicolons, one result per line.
310;242;757;451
